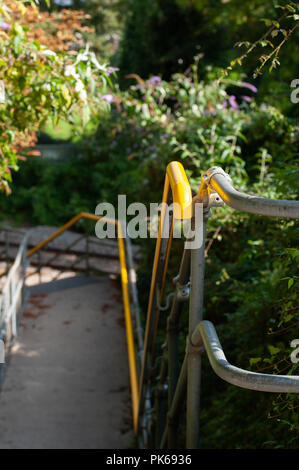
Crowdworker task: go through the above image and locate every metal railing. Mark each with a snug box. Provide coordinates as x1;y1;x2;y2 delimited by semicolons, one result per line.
26;230;121;282
0;214;142;437
135;162;299;449
0;233;29;385
1;163;298;448
0;226;27;280
24;212;141;435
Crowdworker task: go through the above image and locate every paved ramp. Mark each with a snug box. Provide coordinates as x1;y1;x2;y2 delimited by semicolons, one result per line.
0;276;133;449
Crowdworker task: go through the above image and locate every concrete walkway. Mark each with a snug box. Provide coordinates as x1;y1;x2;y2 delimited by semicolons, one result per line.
0;275;133;449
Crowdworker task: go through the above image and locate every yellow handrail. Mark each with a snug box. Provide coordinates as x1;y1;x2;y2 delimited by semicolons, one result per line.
166;161;192;219
145;162;192;338
138;161;192;418
25;161;192;439
26;211;139;435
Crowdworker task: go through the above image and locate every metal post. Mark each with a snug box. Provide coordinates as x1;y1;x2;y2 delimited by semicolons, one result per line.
5;230;9;273
160;353;188;449
167;248;190;448
153;353;168;448
186;207;207;449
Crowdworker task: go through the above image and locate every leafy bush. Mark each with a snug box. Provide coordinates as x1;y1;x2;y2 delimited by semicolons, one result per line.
86;71;298;448
0;0;111;192
117;0;299;119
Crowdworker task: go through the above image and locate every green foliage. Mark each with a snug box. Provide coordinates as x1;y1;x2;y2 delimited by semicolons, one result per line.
117;0;299;116
117;0;223;84
81;72;298;448
83;0;126;60
0;0;112;192
221;1;299;80
1;22;298;445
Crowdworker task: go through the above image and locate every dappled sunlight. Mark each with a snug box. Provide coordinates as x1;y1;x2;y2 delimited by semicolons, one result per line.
25;267;78;287
11;341;42;359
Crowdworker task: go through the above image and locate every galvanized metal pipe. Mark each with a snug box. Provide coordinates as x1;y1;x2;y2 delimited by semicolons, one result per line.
5;231;9;273
196;320;299;393
206;167;299;219
167;248;190;447
0;233;29;388
153;353;168;448
160;353;188;449
186;215;206;449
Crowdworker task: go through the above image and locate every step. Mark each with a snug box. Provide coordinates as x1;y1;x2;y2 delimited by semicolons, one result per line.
0;225;140;260
0;225;140;278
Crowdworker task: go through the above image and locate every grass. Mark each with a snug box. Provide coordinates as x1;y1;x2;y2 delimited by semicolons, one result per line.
41;107;99;143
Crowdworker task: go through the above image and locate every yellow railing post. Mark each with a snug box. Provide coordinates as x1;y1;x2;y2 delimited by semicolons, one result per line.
26;212;139;435
138;161;192;434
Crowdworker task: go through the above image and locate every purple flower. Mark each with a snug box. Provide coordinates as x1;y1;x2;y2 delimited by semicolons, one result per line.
126;147;131;153
241;82;258;93
101;94;115;103
111;140;117;147
228;95;239;109
222;100;228;108
241;95;252;102
163;133;169;139
0;22;11;30
106;66;119;76
149;76;162;86
204;109;217;116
